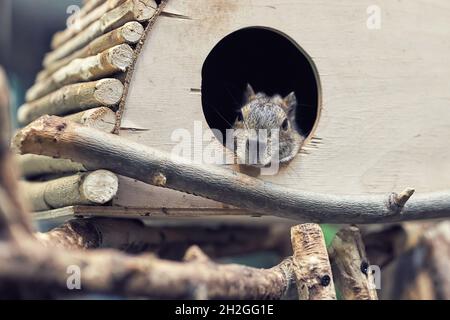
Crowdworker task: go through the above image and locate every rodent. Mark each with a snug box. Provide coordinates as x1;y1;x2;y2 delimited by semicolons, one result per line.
232;84;305;167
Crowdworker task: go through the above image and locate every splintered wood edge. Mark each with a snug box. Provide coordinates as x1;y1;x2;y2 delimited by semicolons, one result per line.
113;0;168;133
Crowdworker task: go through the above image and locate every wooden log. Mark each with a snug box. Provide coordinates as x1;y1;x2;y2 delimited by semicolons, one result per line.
65;107;116;133
18;79;123;125
329;226;378;300
42;0;157;68
36;217;291;259
291;224;336;300
15;116;450;224
52;0;128;50
17;154;86;179
422;221;450;299
21;170;118;211
27;44;132;102
38;22;144;82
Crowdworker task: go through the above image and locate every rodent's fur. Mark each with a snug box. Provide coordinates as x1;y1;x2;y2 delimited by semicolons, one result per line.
232;84;305;167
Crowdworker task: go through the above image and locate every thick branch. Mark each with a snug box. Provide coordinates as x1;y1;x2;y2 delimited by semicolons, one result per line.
291;224;336;300
14;116;450;224
329;226;378;300
0;241;293;299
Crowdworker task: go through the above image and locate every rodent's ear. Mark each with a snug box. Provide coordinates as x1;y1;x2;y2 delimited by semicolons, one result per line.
284;92;297;119
244;83;256;102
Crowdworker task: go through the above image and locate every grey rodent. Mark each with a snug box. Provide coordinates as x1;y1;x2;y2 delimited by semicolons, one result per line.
232;84;305;167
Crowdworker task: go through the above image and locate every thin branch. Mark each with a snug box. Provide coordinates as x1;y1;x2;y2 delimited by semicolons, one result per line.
13;116;450;224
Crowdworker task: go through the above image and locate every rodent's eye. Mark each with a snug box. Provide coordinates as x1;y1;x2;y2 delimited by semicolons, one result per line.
236;110;243;122
281;119;289;131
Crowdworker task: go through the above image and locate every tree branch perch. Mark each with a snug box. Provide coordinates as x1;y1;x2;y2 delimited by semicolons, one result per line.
13;116;450;224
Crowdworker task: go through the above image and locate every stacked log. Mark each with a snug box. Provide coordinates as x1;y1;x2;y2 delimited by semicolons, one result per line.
17;0;159;212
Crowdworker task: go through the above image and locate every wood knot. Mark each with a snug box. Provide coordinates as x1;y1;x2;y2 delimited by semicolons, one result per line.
152;172;167;187
320;275;331;287
388;188;415;214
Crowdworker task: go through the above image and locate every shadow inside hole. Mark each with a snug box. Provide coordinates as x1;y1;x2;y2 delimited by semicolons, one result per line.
201;27;320;146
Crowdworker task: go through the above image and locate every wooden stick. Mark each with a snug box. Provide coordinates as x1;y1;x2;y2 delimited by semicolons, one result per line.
52;0;128;50
291;224;336;300
19;79;123;125
42;0;157;68
65;107;116;133
329;226;378;300
15;116;450;224
27;45;132;102
36;217;291;259
21;170;118;211
17;154;86;179
38;22;144;82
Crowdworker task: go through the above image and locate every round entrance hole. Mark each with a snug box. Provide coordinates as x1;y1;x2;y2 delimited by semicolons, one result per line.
201;27;321;148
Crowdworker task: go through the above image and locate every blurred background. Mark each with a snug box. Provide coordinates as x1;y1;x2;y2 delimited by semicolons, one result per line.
0;0;82;127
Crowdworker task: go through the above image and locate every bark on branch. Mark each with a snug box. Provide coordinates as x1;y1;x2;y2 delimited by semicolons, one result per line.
0;241;294;299
40;22;144;82
27;45;133;102
19;79;123;125
329;226;378;300
14;116;450;224
291;224;336;300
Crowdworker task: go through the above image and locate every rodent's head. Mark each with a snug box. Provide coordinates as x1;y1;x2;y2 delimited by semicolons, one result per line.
232;84;304;167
